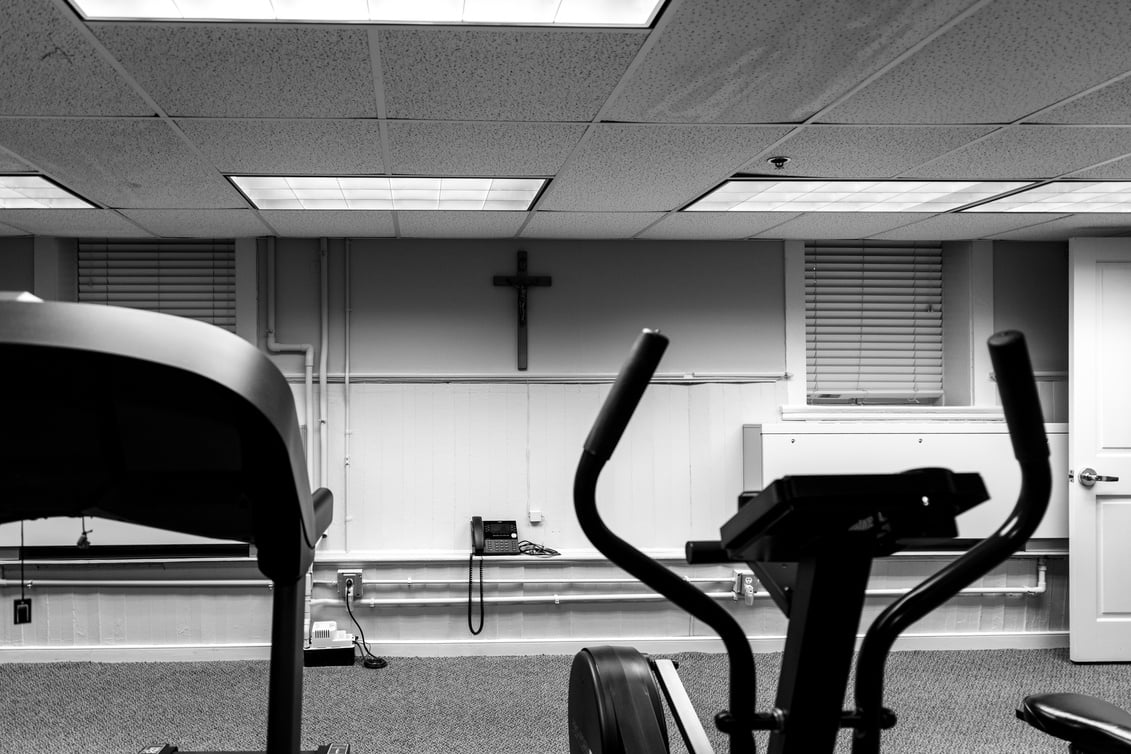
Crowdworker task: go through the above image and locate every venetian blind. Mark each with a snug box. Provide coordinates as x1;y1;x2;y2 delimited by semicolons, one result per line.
77;240;236;332
806;242;943;402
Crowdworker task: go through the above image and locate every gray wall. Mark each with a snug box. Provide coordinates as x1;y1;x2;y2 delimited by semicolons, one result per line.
0;240;35;293
994;241;1068;373
266;238;786;377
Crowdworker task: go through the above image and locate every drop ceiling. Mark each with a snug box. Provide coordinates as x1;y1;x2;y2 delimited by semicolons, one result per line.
1;0;1130;241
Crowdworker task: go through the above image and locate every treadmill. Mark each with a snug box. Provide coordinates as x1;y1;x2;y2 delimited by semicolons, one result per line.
0;296;343;754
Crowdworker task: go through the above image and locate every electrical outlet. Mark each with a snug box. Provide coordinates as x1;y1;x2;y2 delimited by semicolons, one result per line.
13;598;31;625
337;570;363;602
732;570;757;606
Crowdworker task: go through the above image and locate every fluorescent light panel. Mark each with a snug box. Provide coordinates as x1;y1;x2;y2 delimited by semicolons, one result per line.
0;176;93;209
685;180;1034;213
232;176;545;210
962;181;1131;212
70;0;664;26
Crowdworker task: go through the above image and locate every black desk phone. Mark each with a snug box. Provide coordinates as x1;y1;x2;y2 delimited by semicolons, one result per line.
471;516;520;555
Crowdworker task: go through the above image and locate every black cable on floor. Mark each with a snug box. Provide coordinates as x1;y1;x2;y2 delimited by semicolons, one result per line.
345;584;387;669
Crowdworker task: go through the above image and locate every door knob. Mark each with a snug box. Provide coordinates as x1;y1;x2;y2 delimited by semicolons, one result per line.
1079;468;1120;488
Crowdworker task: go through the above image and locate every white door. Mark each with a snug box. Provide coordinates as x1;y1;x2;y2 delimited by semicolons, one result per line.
1070;237;1131;661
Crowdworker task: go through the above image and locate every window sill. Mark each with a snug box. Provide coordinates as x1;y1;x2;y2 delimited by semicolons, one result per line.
781;405;1006;422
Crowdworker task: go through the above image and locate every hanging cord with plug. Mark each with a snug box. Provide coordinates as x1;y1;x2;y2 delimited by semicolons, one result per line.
467;553;484;635
344;579;387;669
76;517;92;549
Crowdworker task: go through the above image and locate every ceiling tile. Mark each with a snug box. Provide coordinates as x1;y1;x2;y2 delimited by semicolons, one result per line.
398;211;527;238
91;24;376;117
0;118;245;209
121;209;271;238
822;0;1131;124
867;213;1070;240
638;212;798;240
742;126;995;178
0;220;29;236
176;119;384;174
387;121;586;176
907;126;1131;179
379;28;643;121
1068;153;1131;180
0;0;151;116
1035;76;1131;124
0;210;154;237
520;212;663;238
986;213;1131;241
539;124;790;211
0;151;32;172
258;210;395;237
603;0;979;123
755;212;933;239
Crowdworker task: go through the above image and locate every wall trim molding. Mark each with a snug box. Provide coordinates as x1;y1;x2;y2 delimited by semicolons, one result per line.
283;372;787;385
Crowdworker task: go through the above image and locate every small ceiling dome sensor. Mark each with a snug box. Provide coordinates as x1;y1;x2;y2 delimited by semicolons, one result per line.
767;156;791;169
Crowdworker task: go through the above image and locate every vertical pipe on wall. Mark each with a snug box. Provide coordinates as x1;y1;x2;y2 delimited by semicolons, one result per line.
344;239;352;553
319;238;329;490
265;237;315;488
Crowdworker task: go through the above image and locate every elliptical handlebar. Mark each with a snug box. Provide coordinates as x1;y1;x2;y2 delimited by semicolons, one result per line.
583;329;670;463
574;329;758;754
988;330;1051;465
851;330;1053;754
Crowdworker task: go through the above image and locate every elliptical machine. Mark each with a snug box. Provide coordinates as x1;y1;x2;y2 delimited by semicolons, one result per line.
567;328;1051;754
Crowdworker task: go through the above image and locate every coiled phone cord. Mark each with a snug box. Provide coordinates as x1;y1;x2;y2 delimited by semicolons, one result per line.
468;553;484;635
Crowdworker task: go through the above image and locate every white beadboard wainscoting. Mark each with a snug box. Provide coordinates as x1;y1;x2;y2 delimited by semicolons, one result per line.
318;379;790;554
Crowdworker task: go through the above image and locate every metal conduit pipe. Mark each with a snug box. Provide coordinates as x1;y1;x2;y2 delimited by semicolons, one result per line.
318;237;329;490
0;563;1045;596
265;236;315;488
343;238;352;553
309;570;1048;609
313;592;737;608
311;576;731;587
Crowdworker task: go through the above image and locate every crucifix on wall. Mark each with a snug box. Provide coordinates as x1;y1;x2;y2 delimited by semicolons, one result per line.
493;250;552;371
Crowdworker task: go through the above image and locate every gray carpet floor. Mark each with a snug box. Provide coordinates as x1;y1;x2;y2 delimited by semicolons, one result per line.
0;649;1126;753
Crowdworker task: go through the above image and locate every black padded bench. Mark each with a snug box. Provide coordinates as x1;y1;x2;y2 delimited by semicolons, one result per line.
1019;693;1131;753
0;296;339;754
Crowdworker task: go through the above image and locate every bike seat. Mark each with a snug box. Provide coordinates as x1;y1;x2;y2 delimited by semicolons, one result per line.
1018;693;1131;753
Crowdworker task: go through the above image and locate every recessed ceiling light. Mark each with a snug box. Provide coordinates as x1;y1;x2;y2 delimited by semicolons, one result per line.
684;180;1035;213
231;176;546;211
68;0;665;26
0;176;94;209
962;181;1131;212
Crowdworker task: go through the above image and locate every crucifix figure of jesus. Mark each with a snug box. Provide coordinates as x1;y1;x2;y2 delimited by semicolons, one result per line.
493;250;551;371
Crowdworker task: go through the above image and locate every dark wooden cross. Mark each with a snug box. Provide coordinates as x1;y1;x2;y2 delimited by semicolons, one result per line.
493;250;551;371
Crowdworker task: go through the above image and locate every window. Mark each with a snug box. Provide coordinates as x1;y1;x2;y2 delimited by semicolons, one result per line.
77;240;236;332
806;242;942;403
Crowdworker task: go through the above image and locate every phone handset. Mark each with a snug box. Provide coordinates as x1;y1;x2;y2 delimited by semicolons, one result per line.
471;516;485;556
